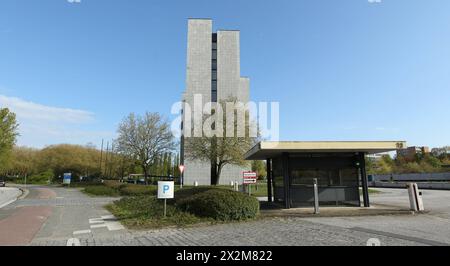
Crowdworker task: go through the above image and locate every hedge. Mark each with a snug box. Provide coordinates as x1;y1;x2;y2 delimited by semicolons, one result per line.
119;184;157;196
176;188;260;221
84;185;120;196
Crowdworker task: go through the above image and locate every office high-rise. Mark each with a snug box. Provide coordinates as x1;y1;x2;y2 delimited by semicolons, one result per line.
181;19;250;185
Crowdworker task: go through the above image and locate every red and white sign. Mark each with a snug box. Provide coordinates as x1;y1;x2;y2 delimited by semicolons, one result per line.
243;172;257;184
179;165;185;174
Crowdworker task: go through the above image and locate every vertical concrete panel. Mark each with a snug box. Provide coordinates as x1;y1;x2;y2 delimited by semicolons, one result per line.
239;77;250;103
217;31;251;185
217;31;240;101
183;19;212;185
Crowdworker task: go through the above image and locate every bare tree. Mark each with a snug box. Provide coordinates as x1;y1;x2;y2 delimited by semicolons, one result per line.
184;99;258;185
116;112;175;184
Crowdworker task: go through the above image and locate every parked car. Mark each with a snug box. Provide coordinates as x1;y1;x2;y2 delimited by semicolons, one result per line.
0;179;6;187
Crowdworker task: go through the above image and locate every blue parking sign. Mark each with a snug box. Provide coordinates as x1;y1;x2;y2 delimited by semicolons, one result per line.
63;173;72;185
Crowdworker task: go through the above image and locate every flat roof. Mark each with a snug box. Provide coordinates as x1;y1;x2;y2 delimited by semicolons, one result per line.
245;141;407;160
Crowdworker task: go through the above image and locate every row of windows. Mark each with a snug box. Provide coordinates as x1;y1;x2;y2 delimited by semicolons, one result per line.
212;37;217;102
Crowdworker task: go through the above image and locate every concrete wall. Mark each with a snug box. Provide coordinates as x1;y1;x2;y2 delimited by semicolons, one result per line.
183;19;212;185
371;181;450;190
370;173;450;182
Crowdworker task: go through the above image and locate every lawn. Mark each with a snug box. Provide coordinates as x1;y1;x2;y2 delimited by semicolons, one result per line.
105;196;205;229
360;188;382;194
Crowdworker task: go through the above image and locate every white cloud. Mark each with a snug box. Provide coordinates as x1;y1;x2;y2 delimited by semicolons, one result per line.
0;95;94;123
0;94;114;148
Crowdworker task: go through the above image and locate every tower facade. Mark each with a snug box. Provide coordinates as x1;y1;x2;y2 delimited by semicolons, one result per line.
181;19;250;185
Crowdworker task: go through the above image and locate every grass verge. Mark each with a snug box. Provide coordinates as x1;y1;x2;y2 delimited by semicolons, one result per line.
84;185;120;197
106;196;206;229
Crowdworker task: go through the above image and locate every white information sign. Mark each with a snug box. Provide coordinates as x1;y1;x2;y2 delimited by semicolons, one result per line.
158;181;174;199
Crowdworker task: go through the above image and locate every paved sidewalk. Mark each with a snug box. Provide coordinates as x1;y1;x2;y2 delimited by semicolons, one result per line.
32;217;422;246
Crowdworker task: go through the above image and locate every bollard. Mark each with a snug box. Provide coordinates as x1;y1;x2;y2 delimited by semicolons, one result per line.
407;183;425;212
313;178;320;214
194;181;199;187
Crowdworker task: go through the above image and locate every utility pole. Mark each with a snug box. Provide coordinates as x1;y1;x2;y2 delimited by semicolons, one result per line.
105;141;109;178
109;141;115;178
99;139;104;178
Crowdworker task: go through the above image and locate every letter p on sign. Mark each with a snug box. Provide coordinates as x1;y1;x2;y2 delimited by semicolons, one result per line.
158;181;174;199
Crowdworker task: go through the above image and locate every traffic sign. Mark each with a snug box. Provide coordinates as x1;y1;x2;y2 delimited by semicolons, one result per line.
63;173;72;185
243;172;257;184
158;181;174;218
179;165;185;174
158;181;174;199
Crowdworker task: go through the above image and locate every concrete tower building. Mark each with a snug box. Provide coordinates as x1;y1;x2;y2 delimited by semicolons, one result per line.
181;19;250;185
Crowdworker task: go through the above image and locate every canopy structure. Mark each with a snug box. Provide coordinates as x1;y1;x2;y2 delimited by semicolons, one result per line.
245;141;406;209
245;141;407;160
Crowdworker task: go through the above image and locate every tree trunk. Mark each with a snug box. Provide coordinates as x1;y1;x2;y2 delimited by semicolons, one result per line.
210;136;218;185
216;164;223;185
211;160;218;185
142;165;148;185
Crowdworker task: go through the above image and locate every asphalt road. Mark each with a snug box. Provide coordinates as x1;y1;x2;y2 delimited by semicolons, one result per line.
0;185;122;246
1;185;449;246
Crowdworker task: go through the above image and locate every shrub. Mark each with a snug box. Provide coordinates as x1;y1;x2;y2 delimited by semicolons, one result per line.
27;170;54;184
84;185;120;196
119;184;157;196
104;180;126;190
177;188;260;221
173;186;213;202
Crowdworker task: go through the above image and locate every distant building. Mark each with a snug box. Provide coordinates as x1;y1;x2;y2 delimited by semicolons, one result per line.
397;146;430;160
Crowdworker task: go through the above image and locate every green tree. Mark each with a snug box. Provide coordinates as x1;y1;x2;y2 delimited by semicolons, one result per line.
251;160;267;180
0;108;19;170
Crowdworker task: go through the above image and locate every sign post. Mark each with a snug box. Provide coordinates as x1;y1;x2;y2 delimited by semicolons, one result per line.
158;181;174;217
243;172;257;196
178;165;185;189
63;173;72;187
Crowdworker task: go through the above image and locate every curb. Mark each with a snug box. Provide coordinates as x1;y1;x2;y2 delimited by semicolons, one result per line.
18;187;30;200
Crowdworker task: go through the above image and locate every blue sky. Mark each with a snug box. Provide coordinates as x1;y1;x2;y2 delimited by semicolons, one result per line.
0;0;449;149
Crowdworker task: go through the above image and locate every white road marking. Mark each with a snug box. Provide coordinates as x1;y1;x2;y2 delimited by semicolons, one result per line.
73;229;91;235
88;215;125;231
89;218;104;224
90;224;107;229
106;222;125;231
67;238;81;246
